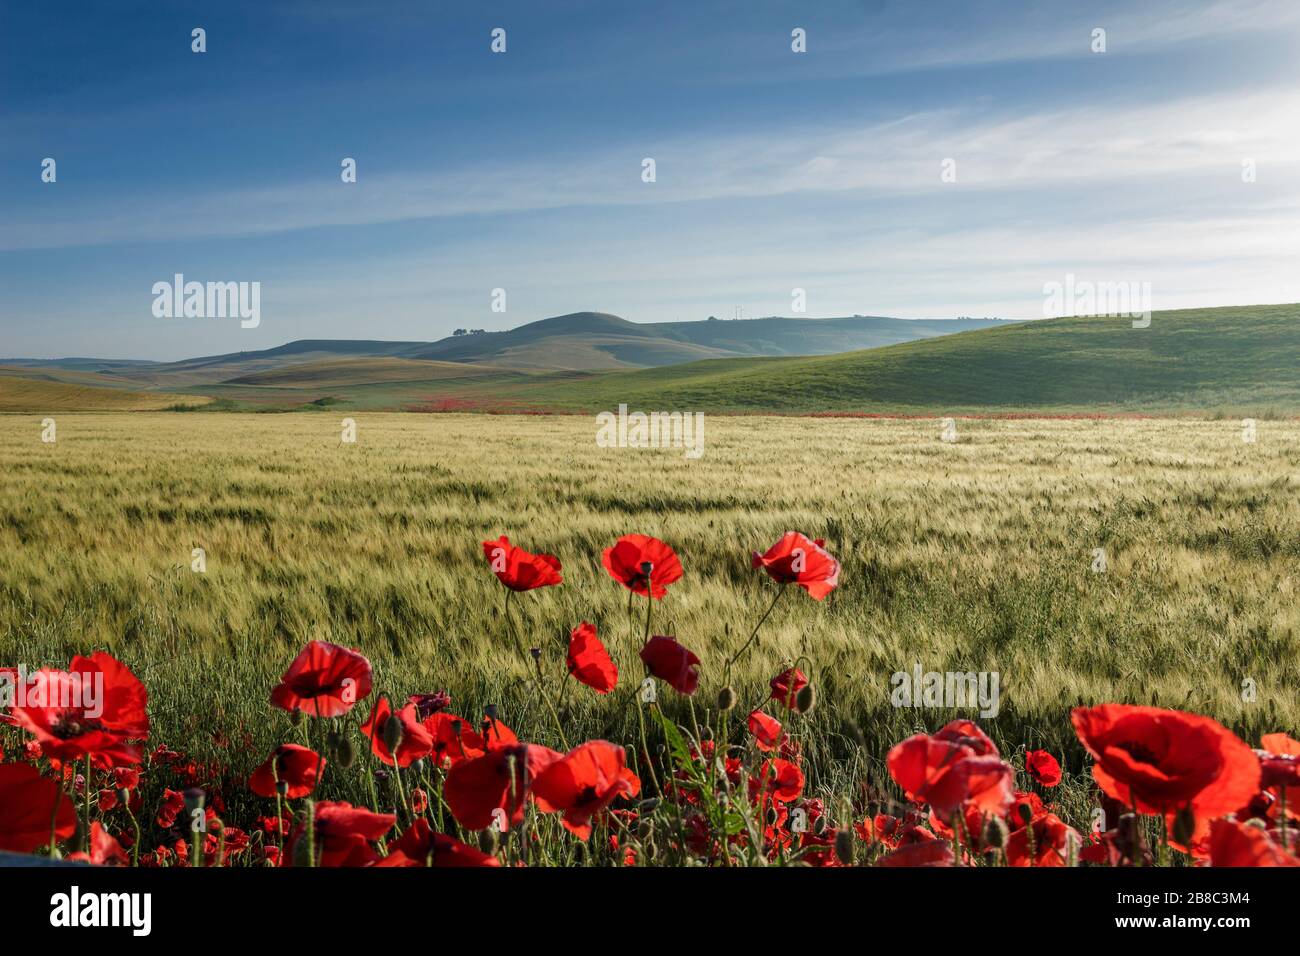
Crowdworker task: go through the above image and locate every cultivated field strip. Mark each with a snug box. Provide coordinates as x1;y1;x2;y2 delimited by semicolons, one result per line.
1;413;1296;800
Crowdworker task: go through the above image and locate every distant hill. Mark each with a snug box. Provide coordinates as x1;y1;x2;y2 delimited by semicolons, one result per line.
2;312;1011;386
484;303;1300;414
0;373;212;412
401;312;1010;369
5;306;1290;415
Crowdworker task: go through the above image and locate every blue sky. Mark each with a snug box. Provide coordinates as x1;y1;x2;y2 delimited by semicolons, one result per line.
2;0;1298;360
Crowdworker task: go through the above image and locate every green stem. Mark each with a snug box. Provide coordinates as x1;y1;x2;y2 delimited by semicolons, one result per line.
725;586;787;682
533;654;572;750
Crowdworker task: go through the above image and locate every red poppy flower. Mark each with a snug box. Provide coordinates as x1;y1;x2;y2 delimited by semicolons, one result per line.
8;653;149;768
0;762;76;853
479;714;519;749
932;719;1000;757
286;801;395;867
424;713;485;768
747;710;785;752
768;667;808;708
444;743;563;831
1258;733;1300;791
377;819;501;867
408;691;452;719
156;788;185;828
757;758;804;804
1007;790;1046;829
1208;818;1300;867
876;839;954;867
270;640;372;718
1005;812;1079;866
639;635;700;695
602;534;683;600
567;622;618;694
532;740;641;840
360;698;434;768
248;744;323;799
1025;749;1063;787
752;532;840;600
481;535;562;592
68;821;129;866
887;733;1014;823
1071;705;1261;827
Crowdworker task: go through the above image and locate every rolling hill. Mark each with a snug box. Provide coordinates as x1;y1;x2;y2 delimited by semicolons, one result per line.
2;312;1010;386
483;303;1300;414
4;305;1294;414
0;374;213;412
398;312;1010;369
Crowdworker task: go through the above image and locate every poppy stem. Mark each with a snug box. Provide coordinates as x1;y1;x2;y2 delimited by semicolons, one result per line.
725;585;788;681
643;590;653;646
532;654;571;750
48;783;65;859
634;696;662;796
83;754;92;846
1280;787;1290;852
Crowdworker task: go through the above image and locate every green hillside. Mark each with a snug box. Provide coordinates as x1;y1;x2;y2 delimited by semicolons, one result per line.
482;303;1300;413
6;305;1294;415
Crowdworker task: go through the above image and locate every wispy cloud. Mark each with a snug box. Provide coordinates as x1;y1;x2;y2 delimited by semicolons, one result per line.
5;82;1297;254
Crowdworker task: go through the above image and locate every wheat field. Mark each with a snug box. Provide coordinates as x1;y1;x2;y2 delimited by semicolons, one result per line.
1;412;1296;817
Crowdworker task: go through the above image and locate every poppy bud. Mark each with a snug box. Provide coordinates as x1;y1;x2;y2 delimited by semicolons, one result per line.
382;715;404;754
477;828;499;855
119;788;131;806
700;726;713;741
1171;806;1196;846
411;758;425;774
1017;802;1033;825
794;684;816;714
637;818;653;839
813;814;828;837
716;686;737;712
289;710;303;726
834;829;855;866
636;797;660;813
642;837;657;861
328;730;356;769
1244;817;1268;829
275;780;289;797
984;816;1009;849
766;806;779;826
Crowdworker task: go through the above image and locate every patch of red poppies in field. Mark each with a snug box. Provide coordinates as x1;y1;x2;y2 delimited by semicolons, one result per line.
0;530;1294;869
